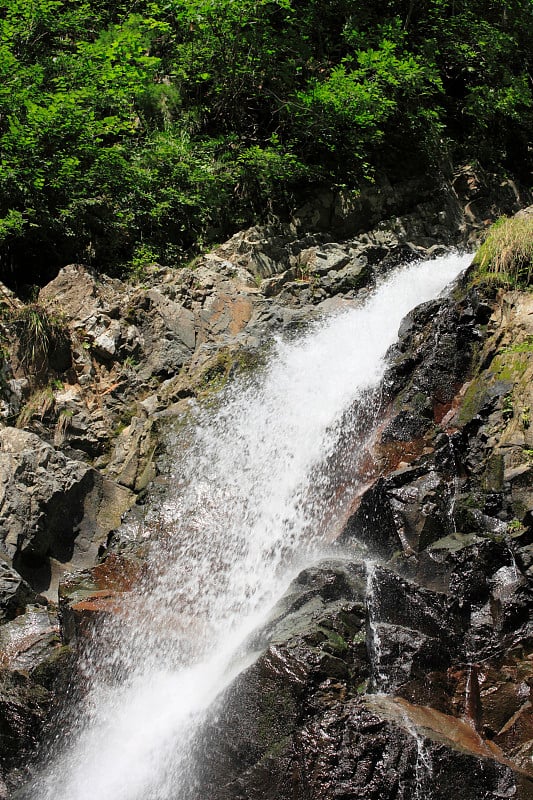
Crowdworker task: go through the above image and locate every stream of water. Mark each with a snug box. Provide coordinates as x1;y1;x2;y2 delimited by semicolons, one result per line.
27;253;470;800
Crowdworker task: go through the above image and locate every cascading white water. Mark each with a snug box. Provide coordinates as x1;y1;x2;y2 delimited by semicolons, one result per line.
27;253;470;800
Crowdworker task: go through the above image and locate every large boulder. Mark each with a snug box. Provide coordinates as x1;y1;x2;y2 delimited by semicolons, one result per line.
0;427;133;594
191;560;532;799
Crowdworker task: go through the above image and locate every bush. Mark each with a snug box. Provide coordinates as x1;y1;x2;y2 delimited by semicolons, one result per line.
473;215;533;288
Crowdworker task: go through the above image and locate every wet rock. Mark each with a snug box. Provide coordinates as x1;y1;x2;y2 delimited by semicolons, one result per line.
1;189;532;796
366;566;466;692
340;455;455;558
213;697;422;800
312;261;533;796
383;289;484;439
0;562;33;623
59;553;144;645
195;556;531;800
0;670;50;775
0;643;73;788
0;607;60;673
0;605;72;781
366;695;533;800
340;477;401;558
196;561;369;793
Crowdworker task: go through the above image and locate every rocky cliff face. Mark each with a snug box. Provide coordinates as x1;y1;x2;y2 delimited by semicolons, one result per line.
0;180;531;797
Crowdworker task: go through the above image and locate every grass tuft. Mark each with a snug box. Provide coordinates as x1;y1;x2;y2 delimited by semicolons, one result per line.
12;303;66;373
473;215;533;288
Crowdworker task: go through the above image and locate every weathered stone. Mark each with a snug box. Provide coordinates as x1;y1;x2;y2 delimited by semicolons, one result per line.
104;414;157;491
0;606;60;673
0;561;33;623
0;428;93;564
193;556;531;800
92;320;121;360
0;427;134;595
2;189;533;798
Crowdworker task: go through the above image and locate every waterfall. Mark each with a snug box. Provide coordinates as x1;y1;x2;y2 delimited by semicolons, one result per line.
24;253;470;800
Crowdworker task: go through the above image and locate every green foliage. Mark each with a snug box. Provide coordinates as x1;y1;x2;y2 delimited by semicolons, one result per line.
290;33;443;178
507;517;525;536
502;393;514;421
473;216;533;288
0;0;531;284
501;335;533;354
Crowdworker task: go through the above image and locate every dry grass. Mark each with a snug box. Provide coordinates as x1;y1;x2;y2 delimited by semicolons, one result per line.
473;215;533;288
16;386;55;428
54;408;74;445
13;304;56;368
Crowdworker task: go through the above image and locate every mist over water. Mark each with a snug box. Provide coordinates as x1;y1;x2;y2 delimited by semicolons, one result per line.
28;253;470;800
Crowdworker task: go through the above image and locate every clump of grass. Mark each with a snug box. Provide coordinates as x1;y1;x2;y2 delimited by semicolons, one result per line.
17;386;55;428
473;215;533;288
12;303;66;372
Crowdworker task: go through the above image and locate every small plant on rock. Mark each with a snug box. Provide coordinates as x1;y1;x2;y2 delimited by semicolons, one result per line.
473;215;533;288
16;386;55;428
502;393;514;420
12;304;67;375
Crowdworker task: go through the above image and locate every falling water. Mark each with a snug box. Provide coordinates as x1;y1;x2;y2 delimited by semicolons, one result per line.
399;711;434;799
24;253;470;800
366;561;388;692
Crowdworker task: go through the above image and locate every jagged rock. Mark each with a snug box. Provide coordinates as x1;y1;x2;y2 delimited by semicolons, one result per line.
196;561;369;795
214;225;299;280
365;565;466;692
382;284;492;440
340;450;456;558
104;414;157;491
0;561;33;623
0;428;93;563
92;320;121;360
0;640;73;780
366;695;533;800
0;606;60;673
134;289;196;378
2;191;533;797
58;553;144;645
193;559;532;799
0;670;50;775
291;167;527;247
0;605;72;785
0;427;134;594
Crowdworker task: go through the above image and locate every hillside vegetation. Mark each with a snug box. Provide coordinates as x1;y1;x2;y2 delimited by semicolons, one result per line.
0;0;532;287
